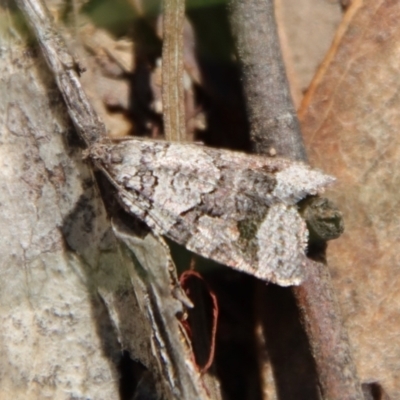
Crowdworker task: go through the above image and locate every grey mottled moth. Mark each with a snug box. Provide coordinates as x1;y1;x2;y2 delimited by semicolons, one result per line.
91;138;333;286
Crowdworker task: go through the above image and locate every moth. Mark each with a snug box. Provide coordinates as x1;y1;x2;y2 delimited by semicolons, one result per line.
15;0;333;286
91;138;333;286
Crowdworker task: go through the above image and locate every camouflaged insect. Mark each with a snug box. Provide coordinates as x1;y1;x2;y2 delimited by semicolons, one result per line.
91;139;334;286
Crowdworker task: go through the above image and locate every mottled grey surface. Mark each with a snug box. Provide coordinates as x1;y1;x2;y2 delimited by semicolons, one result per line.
92;139;333;286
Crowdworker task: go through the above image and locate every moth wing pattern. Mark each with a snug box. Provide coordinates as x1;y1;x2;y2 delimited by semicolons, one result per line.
185;204;308;285
93;139;334;286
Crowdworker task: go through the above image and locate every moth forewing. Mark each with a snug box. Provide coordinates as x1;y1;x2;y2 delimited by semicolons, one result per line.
92;139;334;286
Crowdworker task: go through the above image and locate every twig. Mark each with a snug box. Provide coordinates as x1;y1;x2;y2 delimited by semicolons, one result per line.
162;0;186;141
228;0;363;398
294;259;363;399
228;0;307;161
15;0;106;147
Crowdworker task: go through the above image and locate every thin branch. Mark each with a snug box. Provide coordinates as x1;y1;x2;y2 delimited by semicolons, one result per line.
228;0;307;161
15;0;107;147
294;259;363;399
162;0;186;141
228;0;363;398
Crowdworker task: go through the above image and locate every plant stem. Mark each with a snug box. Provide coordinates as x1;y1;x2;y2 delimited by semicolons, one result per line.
162;0;186;141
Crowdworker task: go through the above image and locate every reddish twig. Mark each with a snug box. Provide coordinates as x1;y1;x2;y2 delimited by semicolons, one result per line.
180;270;219;374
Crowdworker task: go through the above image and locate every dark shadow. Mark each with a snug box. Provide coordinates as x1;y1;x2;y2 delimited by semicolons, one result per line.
118;351;148;400
260;284;320;400
362;381;391;400
207;270;264;400
128;17;164;137
186;1;251;151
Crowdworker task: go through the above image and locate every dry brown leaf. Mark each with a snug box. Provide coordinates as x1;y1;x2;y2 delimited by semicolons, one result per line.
299;0;400;396
276;0;342;103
